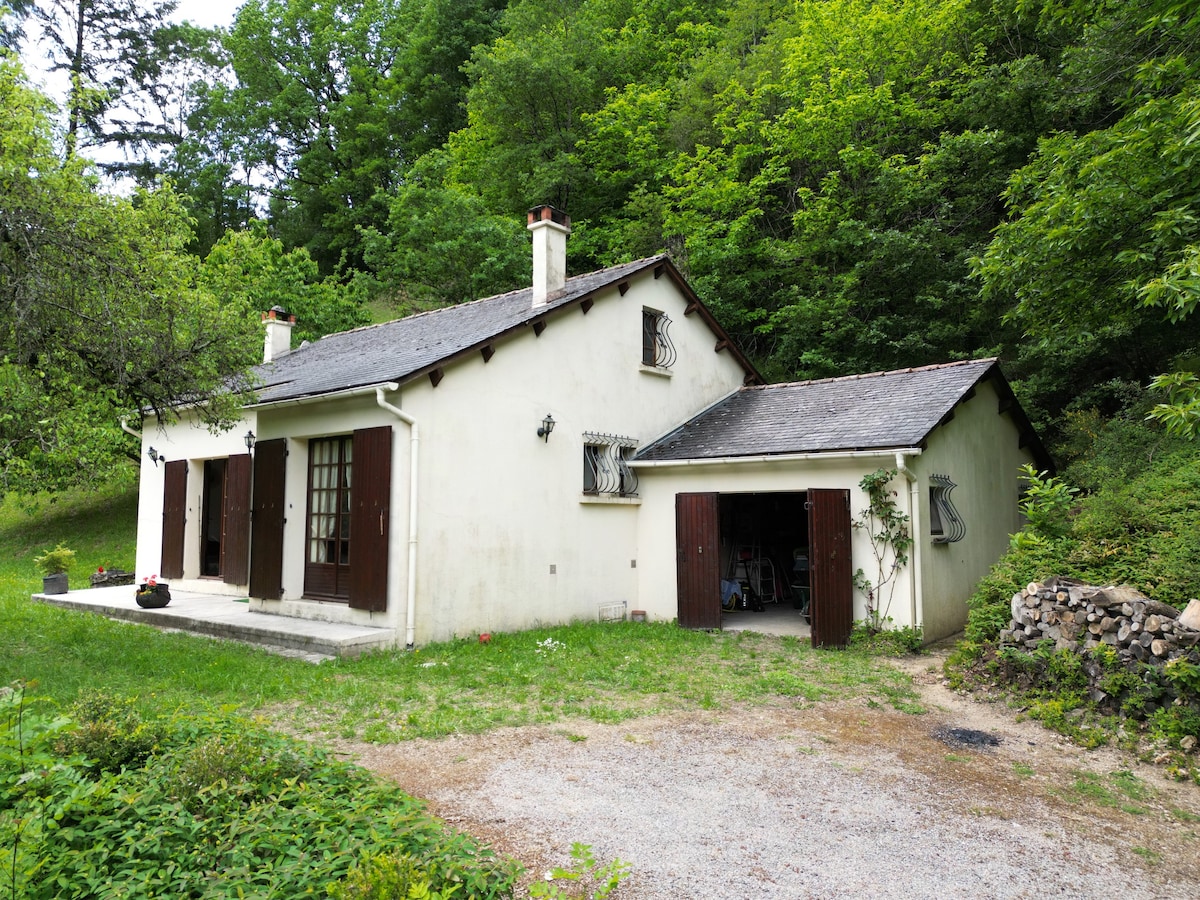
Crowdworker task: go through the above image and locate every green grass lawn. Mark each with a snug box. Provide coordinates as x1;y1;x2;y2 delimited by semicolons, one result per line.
1;479;922;742
2;479;924;898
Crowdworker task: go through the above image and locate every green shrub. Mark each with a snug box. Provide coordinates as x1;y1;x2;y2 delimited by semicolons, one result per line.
329;853;440;899
1058;401;1184;493
32;543;75;576
848;622;923;655
962;444;1200;652
167;728;315;814
3;700;521;900
1025;698;1110;749
1016;464;1078;542
55;690;165;774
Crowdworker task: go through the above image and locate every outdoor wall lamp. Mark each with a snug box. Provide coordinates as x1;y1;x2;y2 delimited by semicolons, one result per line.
147;446;162;467
537;414;556;442
244;430;256;454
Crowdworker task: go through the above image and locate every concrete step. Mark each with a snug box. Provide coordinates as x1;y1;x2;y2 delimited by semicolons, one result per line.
33;586;396;661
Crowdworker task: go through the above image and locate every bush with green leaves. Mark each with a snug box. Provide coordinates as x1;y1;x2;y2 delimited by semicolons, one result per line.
1;693;520;900
54;690;164;774
329;852;441;899
32;543;75;577
1011;464;1078;548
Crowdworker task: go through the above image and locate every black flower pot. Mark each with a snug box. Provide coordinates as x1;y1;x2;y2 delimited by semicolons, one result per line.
42;573;68;595
135;584;171;608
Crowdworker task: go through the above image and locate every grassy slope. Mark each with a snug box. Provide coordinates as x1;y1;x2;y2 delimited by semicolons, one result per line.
1;481;921;741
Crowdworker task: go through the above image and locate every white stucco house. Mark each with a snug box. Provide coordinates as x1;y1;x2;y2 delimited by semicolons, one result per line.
134;206;1049;649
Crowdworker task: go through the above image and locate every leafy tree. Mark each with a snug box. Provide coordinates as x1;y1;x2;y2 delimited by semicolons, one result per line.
456;0;611;213
657;0;1016;376
31;0;180;159
391;0;509;160
199;223;371;344
973;0;1200;425
0;60;261;494
360;152;530;310
1;0;36;50
112;21;231;186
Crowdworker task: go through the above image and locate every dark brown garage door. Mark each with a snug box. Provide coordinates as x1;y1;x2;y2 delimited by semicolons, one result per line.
675;492;721;629
808;488;853;648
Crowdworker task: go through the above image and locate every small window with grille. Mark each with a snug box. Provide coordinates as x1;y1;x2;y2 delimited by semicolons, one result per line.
582;433;639;497
929;474;965;543
641;308;676;368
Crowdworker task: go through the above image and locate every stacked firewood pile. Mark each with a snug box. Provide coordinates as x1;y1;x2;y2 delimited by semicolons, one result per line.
1000;576;1200;663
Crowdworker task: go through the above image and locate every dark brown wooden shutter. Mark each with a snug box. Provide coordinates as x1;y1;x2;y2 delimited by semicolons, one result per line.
675;492;721;629
249;439;287;600
222;454;251;585
809;488;853;648
160;460;188;579
348;425;392;611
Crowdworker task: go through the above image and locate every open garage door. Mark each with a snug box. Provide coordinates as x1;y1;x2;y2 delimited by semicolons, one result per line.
675;488;853;647
675;492;721;629
808;488;853;648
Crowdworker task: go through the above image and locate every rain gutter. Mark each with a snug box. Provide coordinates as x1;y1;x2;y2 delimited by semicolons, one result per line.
375;384;420;651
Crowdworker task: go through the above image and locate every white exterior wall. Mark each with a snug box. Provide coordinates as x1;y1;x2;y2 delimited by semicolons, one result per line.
134;267;750;645
907;380;1035;641
634;454;921;630
134;411;257;596
389;269;748;644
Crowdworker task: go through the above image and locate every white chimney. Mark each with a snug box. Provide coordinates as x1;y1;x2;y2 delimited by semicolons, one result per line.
527;205;571;307
262;306;296;362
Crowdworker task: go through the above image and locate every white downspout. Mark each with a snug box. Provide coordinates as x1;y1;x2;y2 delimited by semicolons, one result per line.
376;384;420;651
119;417;142;440
895;451;922;633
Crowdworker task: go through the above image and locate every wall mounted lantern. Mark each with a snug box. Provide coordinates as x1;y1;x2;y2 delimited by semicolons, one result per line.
147;446;162;467
537;414;556;442
244;430;256;454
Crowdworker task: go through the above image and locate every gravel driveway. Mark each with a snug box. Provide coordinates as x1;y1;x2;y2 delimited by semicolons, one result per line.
338;655;1200;899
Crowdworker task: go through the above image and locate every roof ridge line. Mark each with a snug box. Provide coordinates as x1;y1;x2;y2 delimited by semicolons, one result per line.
745;357;998;391
313;254;669;340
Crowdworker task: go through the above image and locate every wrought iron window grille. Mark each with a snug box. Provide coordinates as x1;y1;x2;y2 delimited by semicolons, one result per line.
582;432;639;497
929;473;966;543
641;309;677;368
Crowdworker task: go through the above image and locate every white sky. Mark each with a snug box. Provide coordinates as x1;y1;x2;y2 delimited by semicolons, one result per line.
172;0;246;30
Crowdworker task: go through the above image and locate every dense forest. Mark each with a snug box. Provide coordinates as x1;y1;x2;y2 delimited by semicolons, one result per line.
1;0;1198;494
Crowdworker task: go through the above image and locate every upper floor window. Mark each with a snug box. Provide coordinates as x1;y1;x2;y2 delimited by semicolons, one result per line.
929;473;965;543
583;433;639;497
641;308;676;368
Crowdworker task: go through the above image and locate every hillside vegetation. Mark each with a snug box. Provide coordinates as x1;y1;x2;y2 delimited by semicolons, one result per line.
955;413;1200;779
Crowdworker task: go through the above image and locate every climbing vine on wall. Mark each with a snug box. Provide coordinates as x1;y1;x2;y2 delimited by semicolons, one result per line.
851;468;913;633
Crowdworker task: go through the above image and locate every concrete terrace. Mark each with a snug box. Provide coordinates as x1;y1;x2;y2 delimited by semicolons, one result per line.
32;586;810;659
32;585;396;662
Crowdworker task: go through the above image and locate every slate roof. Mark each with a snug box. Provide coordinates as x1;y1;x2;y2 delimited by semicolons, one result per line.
636;358;1051;468
248;256;758;405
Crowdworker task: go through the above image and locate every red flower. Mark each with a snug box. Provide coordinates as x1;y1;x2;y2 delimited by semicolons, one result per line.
97;566;105;573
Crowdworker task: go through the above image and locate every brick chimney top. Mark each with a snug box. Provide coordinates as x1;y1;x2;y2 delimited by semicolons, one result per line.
262;307;297;362
527;205;570;229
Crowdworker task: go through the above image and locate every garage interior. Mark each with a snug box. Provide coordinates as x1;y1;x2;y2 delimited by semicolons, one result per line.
718;491;812;636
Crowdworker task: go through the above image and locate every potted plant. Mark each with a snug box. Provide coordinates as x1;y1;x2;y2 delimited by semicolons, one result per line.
135;574;171;608
34;543;76;595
